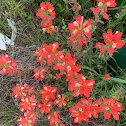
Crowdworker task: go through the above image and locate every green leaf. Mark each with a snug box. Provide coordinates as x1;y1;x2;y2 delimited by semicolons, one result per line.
81;65;98;74
0;0;2;8
107;5;126;10
110;77;126;83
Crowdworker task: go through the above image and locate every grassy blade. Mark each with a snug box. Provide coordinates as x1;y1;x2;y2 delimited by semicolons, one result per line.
81;65;98;74
110;77;126;83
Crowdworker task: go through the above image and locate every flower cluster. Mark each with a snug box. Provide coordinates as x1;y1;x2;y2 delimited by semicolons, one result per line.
33;42;59;65
32;37;123;124
90;0;116;19
19;95;36;112
0;54;18;75
54;94;67;107
12;84;37;126
96;29;125;57
69;98;123;123
33;68;47;79
12;83;34;99
70;98;101;123
33;42;80;81
39;85;57;103
36;2;56;33
37;101;53;114
12;83;67;126
18;111;38;126
68;15;92;51
100;98;123;120
54;51;81;77
33;42;96;98
68;74;95;97
38;85;66;126
47;110;65;126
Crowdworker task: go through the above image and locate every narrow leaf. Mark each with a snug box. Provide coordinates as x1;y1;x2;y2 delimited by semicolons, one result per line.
110;77;126;83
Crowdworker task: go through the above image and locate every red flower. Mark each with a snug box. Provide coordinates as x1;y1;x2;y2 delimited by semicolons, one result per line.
69;98;101;123
54;94;67;107
47;110;64;126
78;34;87;45
103;7;109;19
41;19;53;28
105;0;116;7
68;15;83;35
18;116;29;126
36;2;55;20
100;46;106;52
104;111;111;119
36;2;56;33
100;98;123;120
103;29;125;57
18;111;38;126
12;83;34;99
33;42;59;65
33;68;47;79
12;84;23;99
108;47;114;57
39;85;57;103
68;15;92;47
0;54;18;76
96;42;106;53
95;0;116;19
37;101;53;114
19;96;36;112
90;7;101;13
104;73;110;80
68;74;95;97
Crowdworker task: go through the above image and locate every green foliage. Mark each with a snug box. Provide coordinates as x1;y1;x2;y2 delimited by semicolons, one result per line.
108;6;126;33
65;92;75;107
0;103;20;125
